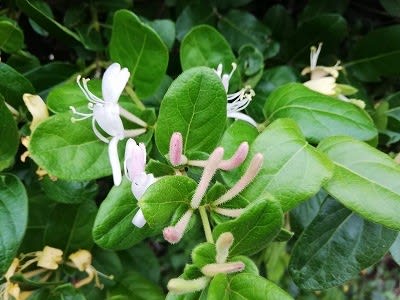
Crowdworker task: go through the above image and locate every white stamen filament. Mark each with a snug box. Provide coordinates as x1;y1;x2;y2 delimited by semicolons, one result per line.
91;118;110;143
215;232;234;264
163;209;193;244
108;136;122;186
310;42;323;70
119;106;147;128
213;153;263;206
201;262;245;277
213;207;244;218
190;147;224;209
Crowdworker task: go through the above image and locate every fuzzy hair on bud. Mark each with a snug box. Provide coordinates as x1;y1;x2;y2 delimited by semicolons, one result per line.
216;232;234;264
218;142;249;171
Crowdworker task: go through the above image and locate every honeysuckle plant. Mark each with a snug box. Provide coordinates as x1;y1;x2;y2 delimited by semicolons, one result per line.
1;2;400;300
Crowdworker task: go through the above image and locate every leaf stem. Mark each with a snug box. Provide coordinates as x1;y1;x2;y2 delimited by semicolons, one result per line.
125;85;146;111
199;206;214;244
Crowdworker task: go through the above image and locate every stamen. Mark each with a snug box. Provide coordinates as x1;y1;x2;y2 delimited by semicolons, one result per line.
218;142;249;171
310;42;323;70
82;78;104;103
213;153;263;206
76;75;97;104
213;207;244;218
201;262;245;277
163;209;193;244
190;147;224;209
70;106;93;118
119;106;147;128
215;232;234;264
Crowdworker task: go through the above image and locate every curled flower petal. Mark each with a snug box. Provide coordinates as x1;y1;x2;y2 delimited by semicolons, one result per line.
227;111;257;127
92;102;124;138
303;77;336;96
124;139;146;180
132;209;147;228
23;94;49;131
108;136;122;186
131;173;156;200
102;63;130;103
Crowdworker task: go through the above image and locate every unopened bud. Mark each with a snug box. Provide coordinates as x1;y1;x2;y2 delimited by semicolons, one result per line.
169;132;187;166
201;262;245;277
218;142;249;171
167;277;209;295
216;232;234;264
163;210;193;244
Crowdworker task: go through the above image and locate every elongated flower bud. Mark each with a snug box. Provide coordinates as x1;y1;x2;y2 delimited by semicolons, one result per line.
169;132;187;166
218;142;249;171
163;210;193;244
201;262;245;277
167;277;209;295
190;147;224;209
213;153;263;206
216;232;234;264
213;207;244;218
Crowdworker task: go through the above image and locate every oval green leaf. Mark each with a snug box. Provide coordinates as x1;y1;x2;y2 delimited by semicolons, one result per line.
264;83;377;143
110;9;169;98
139;176;197;229
318;135;400;230
242;118;333;211
289;197;397;290
0;20;24;53
347;24;400;82
0;174;28;274
180;25;236;72
0;96;19;171
207;273;293;300
93;180;156;250
155;67;227;155
29;112;111;180
212;197;283;256
0;63;35;107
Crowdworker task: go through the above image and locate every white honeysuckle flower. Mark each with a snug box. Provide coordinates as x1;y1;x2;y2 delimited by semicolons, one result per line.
124;138;156;228
70;63;147;186
214;63;257;127
303;76;337;96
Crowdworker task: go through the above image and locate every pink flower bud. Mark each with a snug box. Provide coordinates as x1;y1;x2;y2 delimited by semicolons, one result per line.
201;262;245;277
169;132;187;166
216;232;234;264
218;142;249;171
163;210;193;244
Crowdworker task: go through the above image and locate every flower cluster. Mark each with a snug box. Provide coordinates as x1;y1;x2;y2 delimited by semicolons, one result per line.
163;132;263;244
0;246;110;299
70;63;157;227
302;43;365;108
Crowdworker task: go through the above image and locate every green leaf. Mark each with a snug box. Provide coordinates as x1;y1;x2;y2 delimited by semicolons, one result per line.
219;121;259;186
109;271;164;300
155;67;227;155
248;65;297;122
289;197;397;290
207;273;293;300
0;62;35;107
27;0;53;36
16;0;81;46
148;19;176;51
29;112;112;180
0;174;28;274
347;25;400;81
44;200;97;254
92;247;123;287
287;14;347;61
48;284;86;300
192;242;216;268
242;118;333;211
212;197;283;256
180;25;236;72
46;80;101;113
218;10;272;54
299;0;349;22
39;177;98;204
0;20;24;53
176;4;216;41
93;179;156;250
139;176;197;229
390;233;400;266
6;50;40;74
24;62;77;96
237;44;263;77
318;136;400;230
263;5;294;41
0;96;19;171
264;83;377;143
380;0;400;17
110;9;169;98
